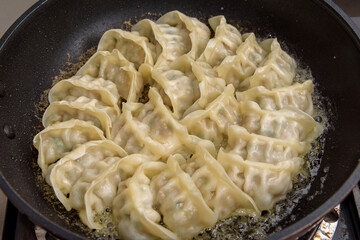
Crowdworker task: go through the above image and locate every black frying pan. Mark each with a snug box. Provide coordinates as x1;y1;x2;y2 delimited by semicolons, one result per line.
1;0;360;239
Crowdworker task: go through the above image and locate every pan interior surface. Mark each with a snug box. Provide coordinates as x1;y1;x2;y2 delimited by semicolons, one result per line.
0;0;360;239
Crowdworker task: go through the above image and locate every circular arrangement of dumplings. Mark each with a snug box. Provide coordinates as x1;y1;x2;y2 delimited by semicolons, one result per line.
34;11;324;240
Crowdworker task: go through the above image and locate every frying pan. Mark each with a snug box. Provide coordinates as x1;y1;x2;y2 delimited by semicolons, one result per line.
0;0;360;239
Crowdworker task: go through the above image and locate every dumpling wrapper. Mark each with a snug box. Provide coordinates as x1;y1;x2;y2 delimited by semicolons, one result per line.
224;125;309;164
236;80;314;115
112;161;179;240
157;10;210;59
177;142;259;219
198;15;242;67
97;29;155;68
111;87;192;159
218;149;303;210
33;119;105;176
49;75;120;114
46;140;127;211
81;154;153;229
76;50;143;102
42;99;115;137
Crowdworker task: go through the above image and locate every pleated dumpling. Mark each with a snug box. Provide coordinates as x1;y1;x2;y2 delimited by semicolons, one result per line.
139;61;200;119
49;75;120;114
45;140;127;211
47;74;121;130
167;55;226;115
111;88;191;159
53;96;118;123
218;149;302;210
97;29;155;68
191;60;226;110
150;156;218;239
237;101;323;143
66;155;122;217
224;125;309;164
177;143;259;219
81;154;152;229
132;19;190;67
236;80;314;114
198;15;242;67
110;108;151;156
112;161;178;240
141;55;225;119
33;119;105;176
42;100;113;137
239;38;297;90
76;50;143;102
215;33;269;89
181;85;240;148
157;10;210;59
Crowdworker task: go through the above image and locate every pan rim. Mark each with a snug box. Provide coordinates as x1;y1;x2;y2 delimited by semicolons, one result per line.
264;164;360;239
0;0;47;52
0;0;359;239
267;1;360;237
0;1;86;238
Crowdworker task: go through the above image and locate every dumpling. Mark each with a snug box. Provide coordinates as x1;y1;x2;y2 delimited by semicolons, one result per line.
198;15;242;67
150;156;217;239
49;75;120;114
191;60;226;109
58;96;118;123
141;55;226;118
139;62;200;119
215;33;269;88
237;101;323;143
82;154;152;229
76;50;143;102
42;100;113;137
177;143;259;219
33;119;105;176
132;19;190;67
168;55;226;115
45;140;127;211
236;80;314;114
181;85;240;148
111;108;148;155
239;39;297;90
68;156;121;221
97;29;155;68
111;108;152;157
112;161;178;240
111;88;191;159
224;125;309;164
157;10;210;59
218;149;302;210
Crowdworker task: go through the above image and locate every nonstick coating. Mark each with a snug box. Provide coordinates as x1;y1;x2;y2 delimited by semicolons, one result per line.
1;0;360;239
